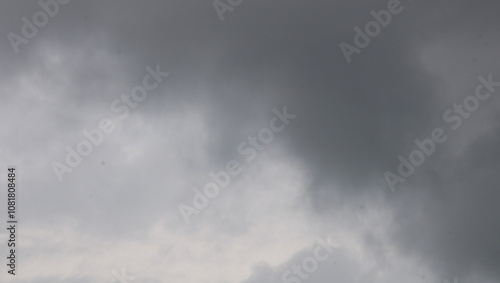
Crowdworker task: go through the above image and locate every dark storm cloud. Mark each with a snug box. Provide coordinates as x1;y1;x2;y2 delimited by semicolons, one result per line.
208;0;500;281
2;0;500;282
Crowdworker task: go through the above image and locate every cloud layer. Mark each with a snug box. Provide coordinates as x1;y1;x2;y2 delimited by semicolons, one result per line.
1;0;499;282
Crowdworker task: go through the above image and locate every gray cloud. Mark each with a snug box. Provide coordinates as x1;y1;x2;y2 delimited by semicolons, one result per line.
0;0;499;282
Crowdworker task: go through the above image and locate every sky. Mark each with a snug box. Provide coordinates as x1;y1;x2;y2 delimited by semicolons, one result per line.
0;0;500;282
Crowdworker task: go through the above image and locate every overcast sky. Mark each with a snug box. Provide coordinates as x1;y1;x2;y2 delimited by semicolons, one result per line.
1;0;500;282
